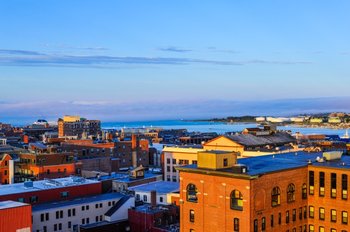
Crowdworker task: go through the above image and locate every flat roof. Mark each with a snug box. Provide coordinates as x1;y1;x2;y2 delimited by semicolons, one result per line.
179;151;350;177
128;181;179;194
97;172;161;182
0;200;30;210
0;177;99;196
32;193;126;212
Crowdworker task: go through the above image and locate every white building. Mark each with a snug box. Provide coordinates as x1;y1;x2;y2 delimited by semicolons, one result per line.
162;146;205;182
129;181;179;205
32;193;134;232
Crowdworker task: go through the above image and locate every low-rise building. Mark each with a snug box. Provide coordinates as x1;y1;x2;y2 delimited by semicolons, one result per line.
129;181;179;205
32;192;134;232
0;201;32;232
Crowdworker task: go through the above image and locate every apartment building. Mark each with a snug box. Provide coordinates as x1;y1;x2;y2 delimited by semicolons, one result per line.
32;193;134;232
58;116;101;138
177;151;350;232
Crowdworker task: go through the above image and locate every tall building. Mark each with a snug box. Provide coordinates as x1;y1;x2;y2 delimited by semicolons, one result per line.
58;116;101;138
177;151;350;232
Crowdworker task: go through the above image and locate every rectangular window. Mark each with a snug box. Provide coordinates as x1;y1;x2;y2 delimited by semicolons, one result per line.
331;173;337;198
331;209;337;222
234;218;239;232
40;213;44;222
319;226;325;232
60;191;69;198
223;158;228;167
304;206;307;219
30;196;38;203
270;214;274;227
82;218;85;224
68;221;71;229
278;213;281;225
58;224;62;230
190;210;195;222
319;172;325;196
286;210;290;223
143;195;147;202
342;174;348;200
342;211;348;224
254;219;258;232
56;211;59;219
166;158;170;164
86;205;89;210
45;213;49;221
309;225;314;232
299;207;302;220
18;198;25;203
82;206;85;211
72;208;76;216
95;203;98;208
54;224;57;231
293;209;296;221
309;171;315;195
330;229;336;232
261;217;266;231
68;209;71;217
309;206;314;218
319;207;325;220
43;226;47;232
60;210;63;218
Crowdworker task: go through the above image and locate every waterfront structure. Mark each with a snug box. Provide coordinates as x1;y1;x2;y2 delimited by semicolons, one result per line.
177;150;350;231
32;192;134;232
0;201;31;232
310;118;324;123
58;116;101;138
328;117;342;124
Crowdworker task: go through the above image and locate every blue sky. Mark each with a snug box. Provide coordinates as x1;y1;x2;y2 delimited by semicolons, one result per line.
0;1;350;122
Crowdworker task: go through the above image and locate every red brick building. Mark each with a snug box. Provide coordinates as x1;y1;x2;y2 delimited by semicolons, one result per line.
178;151;350;232
0;154;11;185
0;201;32;232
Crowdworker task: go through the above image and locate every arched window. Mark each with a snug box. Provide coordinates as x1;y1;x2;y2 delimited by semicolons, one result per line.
302;183;307;199
271;187;281;207
287;184;296;203
187;184;198;203
230;190;243;210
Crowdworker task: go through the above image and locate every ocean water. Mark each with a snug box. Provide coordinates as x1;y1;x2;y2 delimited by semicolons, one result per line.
102;120;348;136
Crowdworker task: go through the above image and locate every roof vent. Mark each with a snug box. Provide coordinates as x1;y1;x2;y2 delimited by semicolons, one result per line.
24;181;33;188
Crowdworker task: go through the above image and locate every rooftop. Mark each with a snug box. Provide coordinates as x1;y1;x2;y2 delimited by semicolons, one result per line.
98;172;161;182
128;181;179;194
32;192;126;212
178;151;350;177
0;176;99;196
225;132;296;147
0;201;30;210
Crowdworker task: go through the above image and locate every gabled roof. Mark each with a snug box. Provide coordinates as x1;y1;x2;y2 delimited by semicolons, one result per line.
105;195;131;217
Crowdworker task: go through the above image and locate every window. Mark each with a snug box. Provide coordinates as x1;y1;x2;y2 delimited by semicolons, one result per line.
319;172;325;196
271;187;281;207
293;209;296;221
342;211;348;224
82;206;85;211
254;219;258;232
331;173;337;198
230;190;243;210
4;170;7;175
18;198;25;203
68;222;71;229
309;171;314;195
309;206;314;218
278;213;282;224
287;184;296;202
160;197;163;202
43;226;47;232
56;211;59;219
96;216;99;222
99;203;102;208
190;210;195;222
30;196;38;203
47;169;50;174
304;206;307;219
319;207;325;220
41;213;44;222
331;209;337;222
187;184;198;203
330;229;336;232
82;218;85;224
223;158;228;167
261;217;266;231
60;210;63;218
286;210;290;223
95;203;98;208
60;191;69;198
45;213;49;221
342;174;348;200
143;195;148;202
136;194;140;201
86;205;89;210
309;225;314;232
167;158;170;164
319;227;325;232
58;223;62;230
299;207;302;220
270;214;274;227
234;218;239;232
54;224;57;231
302;183;307;199
68;209;71;217
72;208;76;216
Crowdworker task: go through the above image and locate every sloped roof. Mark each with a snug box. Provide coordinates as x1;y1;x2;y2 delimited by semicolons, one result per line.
225;132;296;147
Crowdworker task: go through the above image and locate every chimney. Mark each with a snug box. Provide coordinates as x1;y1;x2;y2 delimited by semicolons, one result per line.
150;190;157;207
